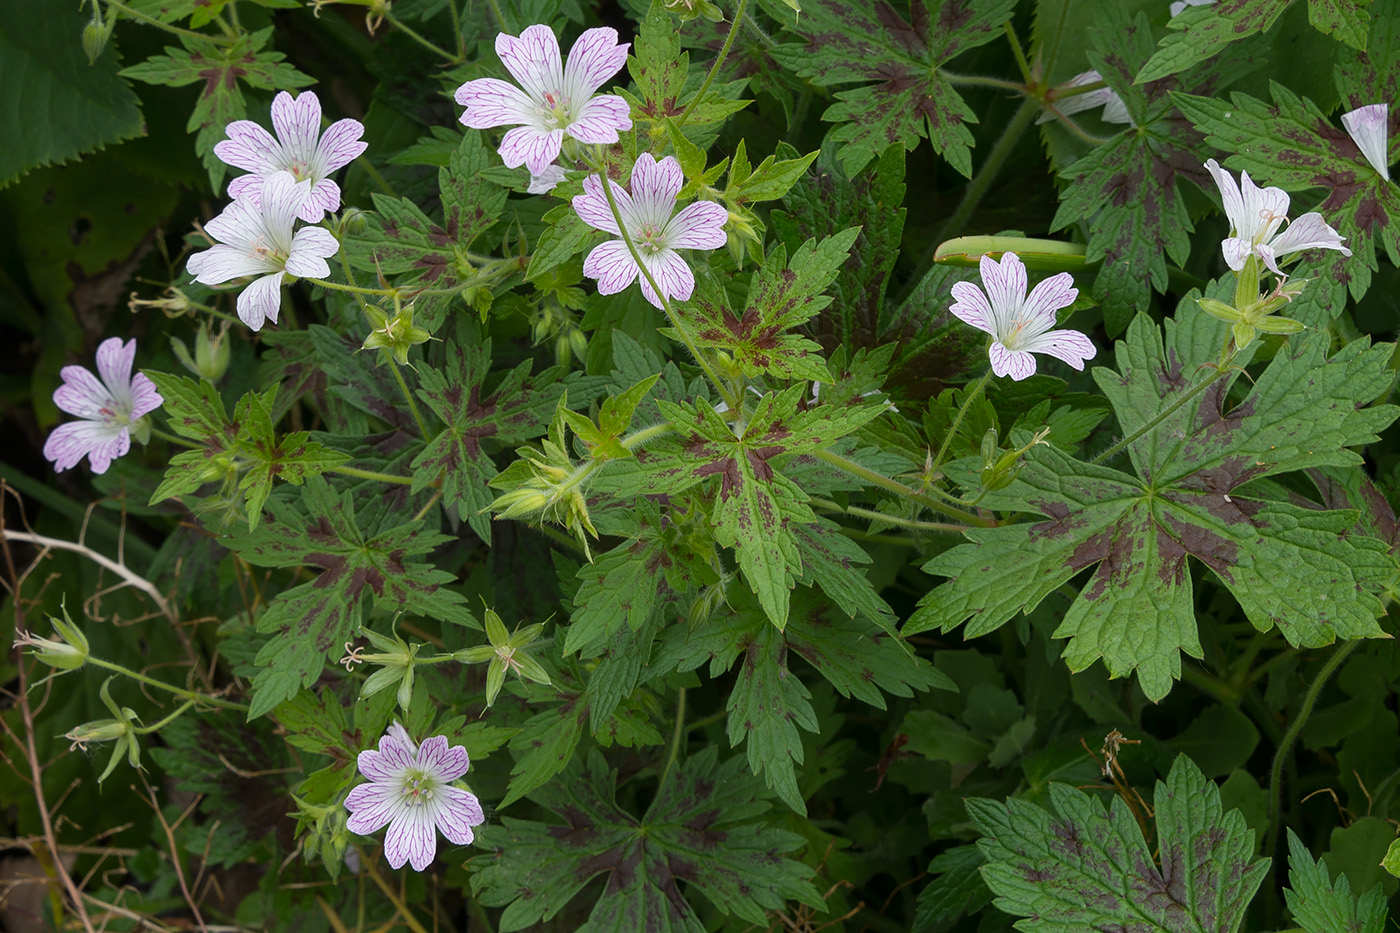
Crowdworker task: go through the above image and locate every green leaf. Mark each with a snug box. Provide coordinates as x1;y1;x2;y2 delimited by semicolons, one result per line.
472;747;821;930
910;295;1399;701
1136;0;1292;83
688;228;858;381
1050;11;1260;335
724;144;819;205
1284;829;1388;933
224;477;474;718
1173;81;1400;302
0;0;144;187
769;0;1018;176
120;28;313;190
412;333;570;542
914;845;990;933
968;755;1270;933
623;0;749;139
501;701;586;807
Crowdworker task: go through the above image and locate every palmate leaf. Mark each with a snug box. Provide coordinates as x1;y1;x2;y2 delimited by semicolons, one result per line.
968;754;1270;932
472;747;822;932
1049;11;1260;335
908;295;1398;701
636;387;887;627
1173;80;1400;303
119;28;312;191
224;476;474;718
769;0;1018;176
1137;0;1367;85
411;333;575;543
1284;830;1388;933
687;228;859;382
342;132;510;329
657;592;944;813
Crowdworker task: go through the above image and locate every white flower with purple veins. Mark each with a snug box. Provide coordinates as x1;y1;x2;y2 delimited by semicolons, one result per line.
214;90;367;222
186;171;340;331
1341;103;1390;181
43;338;163;474
455;25;632;175
1203;159;1351;276
948;252;1097;381
528;163;569;195
1037;70;1131;126
572;153;728;308
344;723;485;872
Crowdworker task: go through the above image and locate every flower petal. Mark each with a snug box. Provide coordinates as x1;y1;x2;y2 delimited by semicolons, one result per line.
979;252;1026;338
1341;103;1390;180
385;808;437;872
498;126;564;174
202;198;262;252
663;200;728;250
574;175;625;234
1269;211;1352;261
315;118;368;174
236;273;286;331
988;342;1037;381
260;172;311;248
564;94;632;144
53;364;115;419
431;787;485;845
640;248;695;306
188;244;275;285
214;120;282;174
582;239;640;295
43;420;127;473
528;164;568;194
300;179;341;223
345;783;400;835
271;90;322;170
562;27;629;101
1019;328;1097;371
629;153;683;227
129;373;163;419
1203;159;1245;235
1220;236;1253;272
1237;169;1289;242
94;337;136;410
1021;272;1078;329
948;281;996;335
287;226;340;279
455;77;540;129
497;24;563;105
417;735;471;782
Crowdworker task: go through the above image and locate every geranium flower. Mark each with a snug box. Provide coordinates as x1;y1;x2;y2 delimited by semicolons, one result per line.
948;252;1096;381
43;338;163;474
454;25;632;175
1203;159;1351;276
344;723;485;872
1340;103;1390;181
571;153;728;308
186;172;340;331
528;163;568;195
1037;70;1131;126
214;90;367;222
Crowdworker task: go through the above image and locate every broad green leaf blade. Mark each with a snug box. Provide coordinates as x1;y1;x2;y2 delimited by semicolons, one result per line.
472;748;821;931
769;0;1019;176
0;0;144;187
1284;829;1388;933
969;754;1269;933
1136;0;1290;84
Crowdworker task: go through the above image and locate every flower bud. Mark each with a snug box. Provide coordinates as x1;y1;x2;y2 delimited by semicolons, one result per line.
362;304;431;366
1196;297;1240;323
82;19;113;64
14;603;90;671
172;321;232;383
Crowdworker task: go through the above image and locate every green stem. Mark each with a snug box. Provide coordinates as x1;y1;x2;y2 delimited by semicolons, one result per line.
86;657;247;712
659;686;687;788
812;449;990;526
1003;20;1033;85
105;0;236;42
931;368;993;475
387;357;431;438
1089;364;1232;466
595;160;734;407
328;464;415;485
483;0;508;32
1264;641;1359;876
809;497;970;534
938;69;1027;92
150;426;198;449
384;12;461;62
621;422;676;450
447;0;466;58
742;9;776;48
354;155;397;198
674;0;750;131
134;699;198;734
313;279;399;297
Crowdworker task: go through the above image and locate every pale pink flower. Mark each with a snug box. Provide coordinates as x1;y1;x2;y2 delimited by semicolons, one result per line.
344;723;485;872
214;90;367;222
1037;70;1131;126
1340;103;1390;181
186;172;340;331
948;252;1096;381
1203;159;1351;276
454;24;632;175
572;153;728;308
43;338;163;474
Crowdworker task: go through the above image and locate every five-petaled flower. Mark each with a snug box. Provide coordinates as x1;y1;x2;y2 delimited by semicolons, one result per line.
1340;103;1390;182
948;252;1096;381
215;90;367;223
1203;159;1351;276
344;723;485;872
572;153;728;308
43;338;163;474
186;171;341;331
454;24;632;175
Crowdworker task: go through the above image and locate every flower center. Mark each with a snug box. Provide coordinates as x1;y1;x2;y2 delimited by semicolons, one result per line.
399;768;437;807
637;223;665;254
541;90;572;129
247;236;286;267
287;160;310;182
1002;317;1030;349
1253;207;1285;244
98;398;130;425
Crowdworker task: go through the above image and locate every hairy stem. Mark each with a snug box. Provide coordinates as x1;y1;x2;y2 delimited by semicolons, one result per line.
675;0;750;130
86;656;248;711
812;449;990;526
327;464;416;486
1090;364;1231;466
931;368;993;475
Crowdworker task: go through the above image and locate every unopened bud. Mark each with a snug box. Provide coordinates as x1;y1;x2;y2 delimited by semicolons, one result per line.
14;602;90;671
82;20;113;64
1196;297;1240;323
